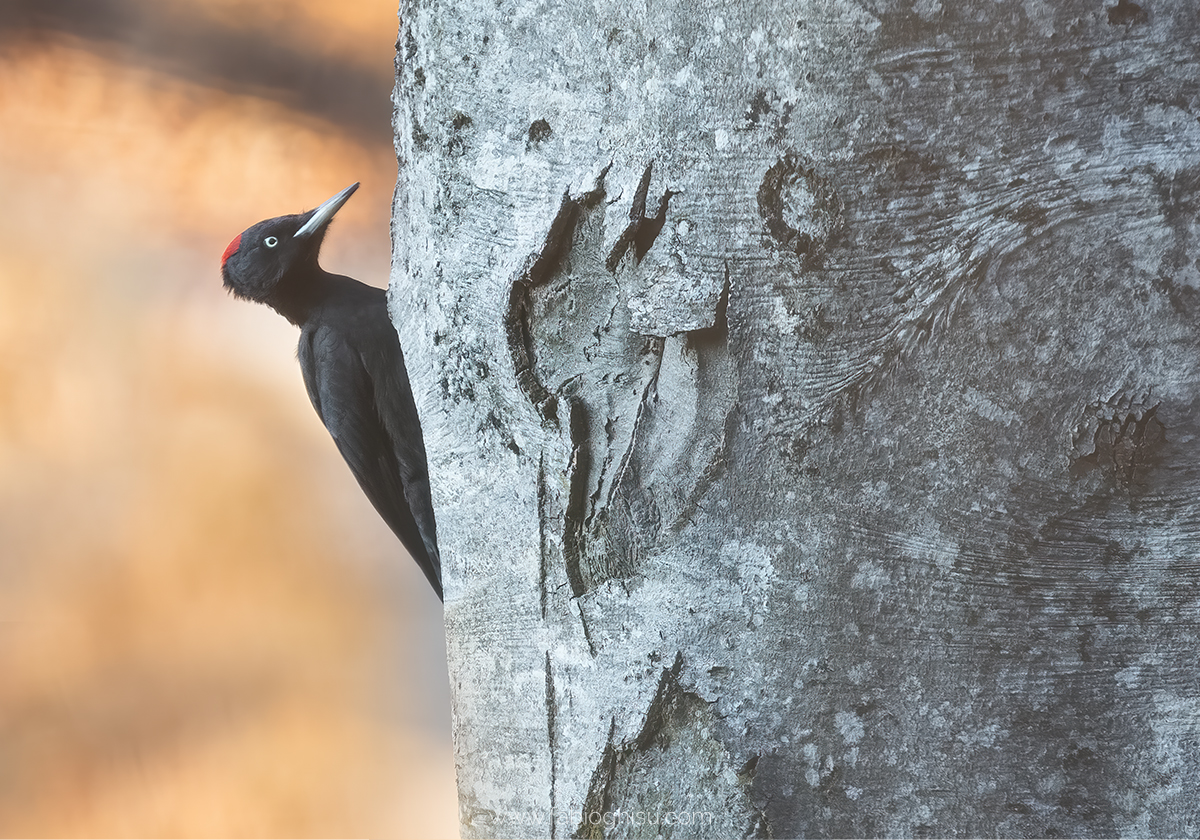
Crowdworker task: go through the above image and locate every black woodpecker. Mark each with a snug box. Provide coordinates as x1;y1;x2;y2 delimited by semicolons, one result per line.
220;183;443;601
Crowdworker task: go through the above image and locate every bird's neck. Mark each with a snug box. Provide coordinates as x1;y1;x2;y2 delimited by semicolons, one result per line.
265;267;334;326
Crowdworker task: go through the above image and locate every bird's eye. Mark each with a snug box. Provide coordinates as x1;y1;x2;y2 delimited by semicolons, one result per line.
264;236;279;247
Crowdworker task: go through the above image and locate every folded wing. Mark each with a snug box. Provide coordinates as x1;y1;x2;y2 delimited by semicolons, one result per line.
300;323;443;600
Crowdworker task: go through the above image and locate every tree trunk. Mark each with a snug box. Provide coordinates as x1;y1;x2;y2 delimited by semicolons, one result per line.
391;0;1200;836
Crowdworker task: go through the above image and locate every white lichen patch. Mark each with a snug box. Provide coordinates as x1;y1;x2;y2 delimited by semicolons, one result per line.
835;710;866;745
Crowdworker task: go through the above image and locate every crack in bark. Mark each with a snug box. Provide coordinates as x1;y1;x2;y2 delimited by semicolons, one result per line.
546;652;559;840
538;453;551;619
510;162;730;598
563;396;592;598
632;652;688;751
685;264;731;353
506;172;609;424
575;655;689;839
576;718;620;840
605;161;677;272
575;600;598;658
1070;391;1166;487
673;404;739;532
574;652;762;838
607;338;667;514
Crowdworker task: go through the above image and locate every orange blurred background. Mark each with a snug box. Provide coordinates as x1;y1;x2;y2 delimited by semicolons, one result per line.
0;1;457;836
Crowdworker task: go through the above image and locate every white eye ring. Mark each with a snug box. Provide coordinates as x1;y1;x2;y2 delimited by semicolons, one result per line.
264;236;279;247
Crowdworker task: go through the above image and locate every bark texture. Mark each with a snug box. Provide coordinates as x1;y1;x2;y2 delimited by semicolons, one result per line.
391;0;1200;836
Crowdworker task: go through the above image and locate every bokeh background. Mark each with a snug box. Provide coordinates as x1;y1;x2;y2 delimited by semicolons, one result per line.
0;0;457;836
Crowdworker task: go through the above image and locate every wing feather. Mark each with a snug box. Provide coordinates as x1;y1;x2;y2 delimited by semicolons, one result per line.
300;324;443;600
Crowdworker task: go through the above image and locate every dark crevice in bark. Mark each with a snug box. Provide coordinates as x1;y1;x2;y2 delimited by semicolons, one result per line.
546;653;559;840
1107;0;1148;26
574;652;761;838
575;655;690;839
685;268;731;353
632;652;687;751
740;752;776;837
673;405;739;532
514;161;730;597
528;118;554;146
575;719;619;840
605;161;677;272
607;339;666;514
538;453;551;619
564;396;592;599
1070;391;1166;487
576;601;598;658
506;172;609;425
673;271;737;531
506;192;577;425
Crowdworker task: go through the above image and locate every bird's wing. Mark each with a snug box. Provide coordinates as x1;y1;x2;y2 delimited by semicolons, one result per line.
300;324;443;600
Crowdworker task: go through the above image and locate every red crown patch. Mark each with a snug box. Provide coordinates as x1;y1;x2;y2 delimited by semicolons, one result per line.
221;233;242;268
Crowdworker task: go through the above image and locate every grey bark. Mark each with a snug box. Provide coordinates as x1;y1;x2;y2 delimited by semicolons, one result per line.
390;0;1200;836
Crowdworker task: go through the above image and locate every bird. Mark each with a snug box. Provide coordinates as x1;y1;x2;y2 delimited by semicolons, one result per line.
220;183;443;601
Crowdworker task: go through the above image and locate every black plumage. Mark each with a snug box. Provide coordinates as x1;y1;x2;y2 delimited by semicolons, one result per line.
220;183;442;600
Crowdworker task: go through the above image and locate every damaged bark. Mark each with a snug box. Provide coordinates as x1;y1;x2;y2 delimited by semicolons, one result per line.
392;0;1200;836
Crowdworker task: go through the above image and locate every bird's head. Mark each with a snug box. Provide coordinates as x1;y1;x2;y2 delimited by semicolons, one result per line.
221;182;359;303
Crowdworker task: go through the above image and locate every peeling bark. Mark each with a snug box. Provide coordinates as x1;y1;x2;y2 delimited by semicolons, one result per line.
392;1;1200;836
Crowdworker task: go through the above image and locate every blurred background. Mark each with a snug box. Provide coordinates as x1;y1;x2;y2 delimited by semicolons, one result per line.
0;0;457;836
